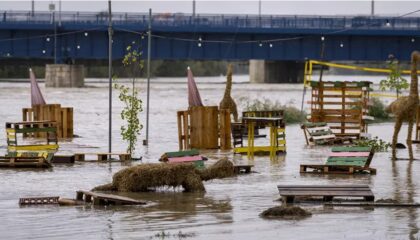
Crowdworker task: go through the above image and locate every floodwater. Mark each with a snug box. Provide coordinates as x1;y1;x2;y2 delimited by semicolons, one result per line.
0;75;419;240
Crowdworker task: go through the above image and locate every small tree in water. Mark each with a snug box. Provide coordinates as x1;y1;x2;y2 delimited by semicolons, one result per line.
114;44;143;156
380;54;409;98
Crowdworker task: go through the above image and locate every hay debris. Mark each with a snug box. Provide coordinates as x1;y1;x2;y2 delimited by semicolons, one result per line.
199;158;235;181
92;159;235;193
260;206;312;220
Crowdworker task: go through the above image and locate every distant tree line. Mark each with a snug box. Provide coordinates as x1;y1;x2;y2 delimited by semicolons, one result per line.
0;60;249;79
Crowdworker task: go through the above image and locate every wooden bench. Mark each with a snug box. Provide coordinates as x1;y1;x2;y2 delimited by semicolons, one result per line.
76;190;146;205
277;185;375;203
74;153;130;161
301;122;353;145
300;146;376;174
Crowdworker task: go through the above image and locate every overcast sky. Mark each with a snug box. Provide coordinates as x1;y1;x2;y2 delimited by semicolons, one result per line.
0;0;419;16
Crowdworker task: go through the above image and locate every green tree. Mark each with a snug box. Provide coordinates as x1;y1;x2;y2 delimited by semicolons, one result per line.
380;55;409;98
113;44;143;156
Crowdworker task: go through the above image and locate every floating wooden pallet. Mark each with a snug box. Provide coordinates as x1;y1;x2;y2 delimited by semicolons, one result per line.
74;153;130;161
76;190;146;205
233;165;253;174
19;196;59;205
300;164;376;174
277;185;375;203
0;156;51;168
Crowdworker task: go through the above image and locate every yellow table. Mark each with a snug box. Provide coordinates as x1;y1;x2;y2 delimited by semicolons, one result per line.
241;117;284;158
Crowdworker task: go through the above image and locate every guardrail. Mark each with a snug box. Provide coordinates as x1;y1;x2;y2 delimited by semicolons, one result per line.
1;11;420;30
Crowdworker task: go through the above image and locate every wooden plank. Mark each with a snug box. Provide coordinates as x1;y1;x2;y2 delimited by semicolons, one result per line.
312;94;362;98
77;190;146;205
166;149;200;158
168;155;203;163
308;101;362;106
278;190;373;197
332;147;372;152
312;134;336;140
277;184;370;189
329;152;370;157
306;126;331;132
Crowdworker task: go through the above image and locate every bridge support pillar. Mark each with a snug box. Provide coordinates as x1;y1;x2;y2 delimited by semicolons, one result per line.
45;64;84;88
249;60;304;83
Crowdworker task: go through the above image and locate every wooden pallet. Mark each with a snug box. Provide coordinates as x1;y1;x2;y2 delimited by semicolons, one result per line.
300;146;375;174
277;185;375;203
233;165;253;174
74;153;130;161
0;156;51;168
76;190;146;205
19;196;59;205
300;164;376;174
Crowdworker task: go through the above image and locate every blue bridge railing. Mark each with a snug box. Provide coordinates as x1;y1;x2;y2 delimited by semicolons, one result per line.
1;11;420;30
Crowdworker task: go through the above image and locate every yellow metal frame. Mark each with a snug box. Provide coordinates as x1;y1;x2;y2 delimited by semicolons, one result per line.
7;144;59;152
304;59;420;87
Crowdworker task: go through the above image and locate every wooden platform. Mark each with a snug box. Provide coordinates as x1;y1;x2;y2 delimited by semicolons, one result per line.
300;164;376;174
277;185;375;203
19;196;59;205
0;156;51;168
76;191;146;205
233;165;253;174
74;153;130;161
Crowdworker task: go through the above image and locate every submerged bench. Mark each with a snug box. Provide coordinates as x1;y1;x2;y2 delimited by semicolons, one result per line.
277;185;375;203
300;146;376;174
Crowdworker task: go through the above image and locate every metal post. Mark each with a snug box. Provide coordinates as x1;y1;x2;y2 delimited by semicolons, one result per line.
53;11;57;64
192;0;196;18
108;0;113;153
58;0;62;26
31;0;34;17
371;0;374;16
143;8;152;146
258;0;262;27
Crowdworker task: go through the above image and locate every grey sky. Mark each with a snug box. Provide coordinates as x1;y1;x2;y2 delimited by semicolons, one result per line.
0;0;419;16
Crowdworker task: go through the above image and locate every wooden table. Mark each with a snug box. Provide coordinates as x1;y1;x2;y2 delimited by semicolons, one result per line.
241;117;284;158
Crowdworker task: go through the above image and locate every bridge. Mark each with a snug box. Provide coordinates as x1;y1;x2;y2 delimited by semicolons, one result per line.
1;11;420;82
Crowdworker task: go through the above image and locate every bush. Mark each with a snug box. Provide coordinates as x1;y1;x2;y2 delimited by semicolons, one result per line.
369;97;390;121
353;136;391;152
239;97;306;124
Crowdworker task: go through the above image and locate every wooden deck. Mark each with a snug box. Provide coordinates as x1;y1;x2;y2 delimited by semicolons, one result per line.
76;190;146;205
277;185;375;203
19;196;59;205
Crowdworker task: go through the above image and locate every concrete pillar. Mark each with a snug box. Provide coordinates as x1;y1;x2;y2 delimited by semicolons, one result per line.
249;60;304;83
45;64;84;87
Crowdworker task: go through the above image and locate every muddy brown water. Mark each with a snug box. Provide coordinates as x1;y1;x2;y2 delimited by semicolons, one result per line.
0;76;419;239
